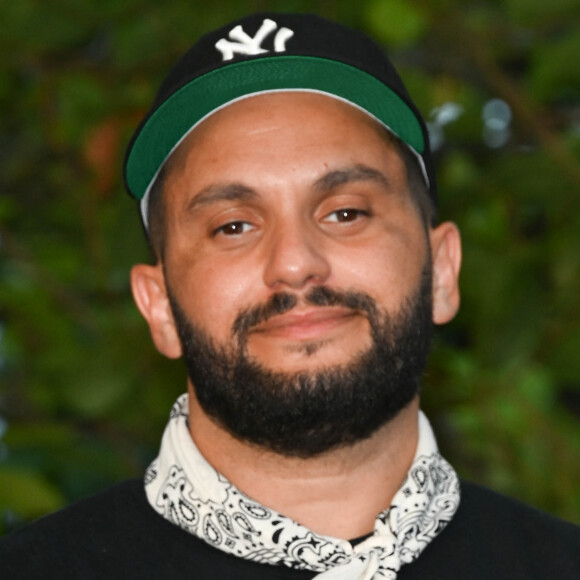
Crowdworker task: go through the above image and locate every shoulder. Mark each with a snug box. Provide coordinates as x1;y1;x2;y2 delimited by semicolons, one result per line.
0;479;314;580
457;480;580;558
458;480;580;539
1;478;148;542
399;480;580;580
0;479;184;578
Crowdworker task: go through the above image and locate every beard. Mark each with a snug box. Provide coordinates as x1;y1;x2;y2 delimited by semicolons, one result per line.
166;265;433;458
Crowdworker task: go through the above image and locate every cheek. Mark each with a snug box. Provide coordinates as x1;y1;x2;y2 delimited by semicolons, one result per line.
332;229;427;307
170;255;263;340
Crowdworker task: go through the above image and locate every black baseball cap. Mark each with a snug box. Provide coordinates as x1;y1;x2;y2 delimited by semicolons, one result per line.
124;13;436;224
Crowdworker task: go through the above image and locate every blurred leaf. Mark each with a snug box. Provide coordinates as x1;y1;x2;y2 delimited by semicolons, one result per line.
0;1;88;53
0;467;65;518
52;72;111;146
547;328;580;384
504;0;580;25
364;0;427;47
529;31;580;102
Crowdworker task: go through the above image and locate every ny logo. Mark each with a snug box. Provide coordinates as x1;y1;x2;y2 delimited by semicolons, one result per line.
215;18;294;61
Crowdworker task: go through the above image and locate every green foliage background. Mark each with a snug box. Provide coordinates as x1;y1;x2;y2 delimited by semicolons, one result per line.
1;0;579;532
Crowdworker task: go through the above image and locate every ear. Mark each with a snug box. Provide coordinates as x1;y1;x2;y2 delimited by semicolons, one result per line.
130;263;182;359
429;221;462;325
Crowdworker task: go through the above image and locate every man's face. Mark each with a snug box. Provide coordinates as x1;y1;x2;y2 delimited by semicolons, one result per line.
162;92;430;372
132;92;461;455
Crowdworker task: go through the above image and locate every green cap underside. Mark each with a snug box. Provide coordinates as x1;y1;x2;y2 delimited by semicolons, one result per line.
126;56;425;200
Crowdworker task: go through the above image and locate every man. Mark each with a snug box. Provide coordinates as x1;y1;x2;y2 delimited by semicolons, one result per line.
1;12;578;579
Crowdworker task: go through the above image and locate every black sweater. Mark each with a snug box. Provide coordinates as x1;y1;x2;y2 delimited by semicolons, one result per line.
0;479;578;579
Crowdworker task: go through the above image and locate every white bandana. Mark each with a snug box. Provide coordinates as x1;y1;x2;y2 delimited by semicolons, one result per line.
145;394;460;579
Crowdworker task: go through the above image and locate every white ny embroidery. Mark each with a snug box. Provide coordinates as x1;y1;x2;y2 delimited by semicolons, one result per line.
215;18;294;61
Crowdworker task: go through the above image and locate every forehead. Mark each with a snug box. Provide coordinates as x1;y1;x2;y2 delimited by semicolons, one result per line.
163;92;404;193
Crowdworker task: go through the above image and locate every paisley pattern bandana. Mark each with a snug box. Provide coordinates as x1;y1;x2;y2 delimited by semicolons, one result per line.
145;394;460;579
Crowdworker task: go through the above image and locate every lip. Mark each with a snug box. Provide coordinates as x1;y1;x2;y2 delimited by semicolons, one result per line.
249;307;359;341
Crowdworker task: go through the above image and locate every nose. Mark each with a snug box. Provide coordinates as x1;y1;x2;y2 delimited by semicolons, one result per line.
263;222;331;290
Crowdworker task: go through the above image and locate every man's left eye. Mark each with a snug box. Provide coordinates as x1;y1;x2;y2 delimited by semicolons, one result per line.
324;209;367;223
215;221;254;236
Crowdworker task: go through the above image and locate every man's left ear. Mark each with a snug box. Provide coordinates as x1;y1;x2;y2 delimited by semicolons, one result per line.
429;221;462;325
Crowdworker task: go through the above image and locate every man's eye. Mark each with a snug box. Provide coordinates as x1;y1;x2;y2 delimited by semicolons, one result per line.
325;209;367;223
215;221;254;236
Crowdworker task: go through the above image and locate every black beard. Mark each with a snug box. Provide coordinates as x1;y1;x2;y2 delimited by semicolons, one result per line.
167;268;433;458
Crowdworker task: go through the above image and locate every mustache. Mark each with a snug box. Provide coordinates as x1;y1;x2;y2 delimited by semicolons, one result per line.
232;286;379;339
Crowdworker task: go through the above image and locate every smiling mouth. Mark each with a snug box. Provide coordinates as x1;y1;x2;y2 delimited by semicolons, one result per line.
249;307;360;341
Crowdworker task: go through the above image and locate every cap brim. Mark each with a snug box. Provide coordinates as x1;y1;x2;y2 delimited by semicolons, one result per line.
125;55;426;201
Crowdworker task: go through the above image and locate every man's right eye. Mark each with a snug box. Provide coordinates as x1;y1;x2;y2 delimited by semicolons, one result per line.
214;221;254;236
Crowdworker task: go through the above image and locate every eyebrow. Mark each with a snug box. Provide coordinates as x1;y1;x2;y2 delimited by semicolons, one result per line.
313;164;393;194
185;183;258;213
185;164;393;214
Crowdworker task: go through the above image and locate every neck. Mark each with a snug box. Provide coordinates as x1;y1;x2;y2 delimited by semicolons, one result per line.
187;384;420;539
